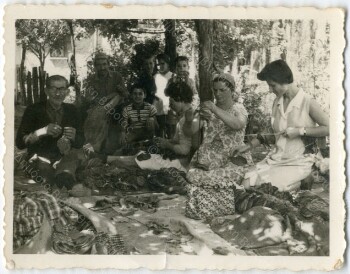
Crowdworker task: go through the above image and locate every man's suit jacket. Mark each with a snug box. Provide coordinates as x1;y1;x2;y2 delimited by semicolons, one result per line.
16;101;84;161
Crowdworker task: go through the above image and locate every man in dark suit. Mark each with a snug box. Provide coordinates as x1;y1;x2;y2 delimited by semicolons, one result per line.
16;75;84;190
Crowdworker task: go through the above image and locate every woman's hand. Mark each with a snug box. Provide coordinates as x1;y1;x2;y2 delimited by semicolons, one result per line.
232;144;251;156
199;108;212;120
203;101;247;130
202;101;216;112
283;127;301;139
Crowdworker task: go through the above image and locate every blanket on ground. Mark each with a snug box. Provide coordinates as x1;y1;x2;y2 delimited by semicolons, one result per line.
211;185;329;256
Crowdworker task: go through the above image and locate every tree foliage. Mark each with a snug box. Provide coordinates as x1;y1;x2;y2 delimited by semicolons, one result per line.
16;18;330;121
16;19;70;71
213;20;273;71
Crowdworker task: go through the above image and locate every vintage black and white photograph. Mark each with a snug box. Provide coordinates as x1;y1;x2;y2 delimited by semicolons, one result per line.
3;5;345;270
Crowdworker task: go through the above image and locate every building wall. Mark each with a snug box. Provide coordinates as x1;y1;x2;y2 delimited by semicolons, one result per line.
15;43;70;80
15;31;112;84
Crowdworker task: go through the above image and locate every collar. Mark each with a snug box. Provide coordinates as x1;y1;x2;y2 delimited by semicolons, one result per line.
277;88;305;110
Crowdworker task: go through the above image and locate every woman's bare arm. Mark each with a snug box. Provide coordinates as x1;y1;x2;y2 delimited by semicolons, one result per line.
306;99;329;137
211;104;247;130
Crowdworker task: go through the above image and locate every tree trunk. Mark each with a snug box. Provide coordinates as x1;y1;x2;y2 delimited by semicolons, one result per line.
195;20;214;102
32;67;39;103
66;19;80;99
39;57;46;103
39;56;45;77
39;67;47;102
26;71;33;105
163;19;177;71
20;42;27;105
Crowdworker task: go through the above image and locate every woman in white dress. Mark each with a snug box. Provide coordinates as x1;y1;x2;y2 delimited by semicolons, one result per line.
235;60;329;191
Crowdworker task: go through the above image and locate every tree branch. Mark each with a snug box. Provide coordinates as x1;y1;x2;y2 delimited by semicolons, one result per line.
27;45;40;59
105;28;165;35
45;48;51;59
128;28;165;34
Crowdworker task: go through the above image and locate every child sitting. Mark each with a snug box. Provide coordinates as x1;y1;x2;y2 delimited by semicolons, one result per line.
106;81;196;172
155;81;195;158
122;84;158;143
165;56;199;138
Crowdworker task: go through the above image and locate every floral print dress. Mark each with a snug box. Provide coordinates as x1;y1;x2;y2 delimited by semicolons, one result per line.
185;102;252;220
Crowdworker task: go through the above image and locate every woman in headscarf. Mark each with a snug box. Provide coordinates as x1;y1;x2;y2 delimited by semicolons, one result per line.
185;73;252;221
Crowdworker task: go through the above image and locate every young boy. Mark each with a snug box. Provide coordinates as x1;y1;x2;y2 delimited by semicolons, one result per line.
122;84;158;143
107;81;196;172
165;56;198;138
136;54;164;136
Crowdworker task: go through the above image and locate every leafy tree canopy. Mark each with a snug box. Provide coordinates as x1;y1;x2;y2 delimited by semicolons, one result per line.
16;19;70;69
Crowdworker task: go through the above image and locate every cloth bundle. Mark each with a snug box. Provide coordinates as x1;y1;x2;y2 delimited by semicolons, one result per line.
13;192;66;251
210;184;330;255
14;191;128;254
52;221;96;254
52;215;127;255
234;184;297;214
93;232;127;255
234;183;295;214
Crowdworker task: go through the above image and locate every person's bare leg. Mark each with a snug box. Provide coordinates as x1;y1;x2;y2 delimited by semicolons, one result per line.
107;155;138;169
300;173;314;190
242;178;251;189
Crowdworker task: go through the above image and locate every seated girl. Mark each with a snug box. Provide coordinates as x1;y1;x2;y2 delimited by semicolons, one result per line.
155;81;196;159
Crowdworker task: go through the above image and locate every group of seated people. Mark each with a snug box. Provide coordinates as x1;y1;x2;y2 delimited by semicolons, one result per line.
16;51;330;220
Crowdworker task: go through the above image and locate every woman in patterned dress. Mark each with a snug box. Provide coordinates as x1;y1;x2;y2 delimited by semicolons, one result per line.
185;73;252;221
